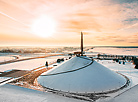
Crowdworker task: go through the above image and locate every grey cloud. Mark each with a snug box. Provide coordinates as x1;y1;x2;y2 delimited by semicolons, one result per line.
124;18;138;24
111;0;138;4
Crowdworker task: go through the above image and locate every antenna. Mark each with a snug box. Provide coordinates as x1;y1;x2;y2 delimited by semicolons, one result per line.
81;32;83;56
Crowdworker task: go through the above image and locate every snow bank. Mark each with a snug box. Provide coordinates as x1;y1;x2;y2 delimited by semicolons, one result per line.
0;84;85;102
38;56;126;93
108;84;138;102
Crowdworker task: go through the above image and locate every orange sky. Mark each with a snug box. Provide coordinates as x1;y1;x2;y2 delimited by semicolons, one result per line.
0;0;138;46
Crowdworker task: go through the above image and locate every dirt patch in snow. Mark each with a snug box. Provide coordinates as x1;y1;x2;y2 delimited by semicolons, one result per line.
9;67;53;91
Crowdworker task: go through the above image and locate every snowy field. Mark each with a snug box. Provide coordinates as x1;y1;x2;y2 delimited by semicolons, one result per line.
0;55;67;72
0;53;65;62
0;56;15;62
88;47;138;56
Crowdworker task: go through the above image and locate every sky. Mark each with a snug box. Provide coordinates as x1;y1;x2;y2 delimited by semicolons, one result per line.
0;0;138;47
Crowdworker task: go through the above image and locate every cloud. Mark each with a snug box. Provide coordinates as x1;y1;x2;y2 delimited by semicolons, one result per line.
124;18;138;24
0;0;138;46
96;35;119;41
60;18;102;32
111;0;138;4
0;11;28;27
95;35;138;44
114;40;125;42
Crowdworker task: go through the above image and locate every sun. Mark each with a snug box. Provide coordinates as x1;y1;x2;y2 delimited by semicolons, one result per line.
31;15;56;37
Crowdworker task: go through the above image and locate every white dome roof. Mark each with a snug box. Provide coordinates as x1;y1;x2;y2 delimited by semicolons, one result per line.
38;56;126;93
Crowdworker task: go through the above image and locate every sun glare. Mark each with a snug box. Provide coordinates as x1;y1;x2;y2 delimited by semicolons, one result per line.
31;15;56;37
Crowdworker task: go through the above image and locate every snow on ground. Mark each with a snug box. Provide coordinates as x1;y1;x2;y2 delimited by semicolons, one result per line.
0;84;85;102
98;60;138;87
1;53;138;102
95;60;138;102
88;47;138;56
0;55;66;72
0;77;11;82
107;84;138;102
38;57;126;93
0;56;15;62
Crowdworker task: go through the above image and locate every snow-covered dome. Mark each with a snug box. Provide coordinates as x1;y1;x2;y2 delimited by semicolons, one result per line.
38;56;126;93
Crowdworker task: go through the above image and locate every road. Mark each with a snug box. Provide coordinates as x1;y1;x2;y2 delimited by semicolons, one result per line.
0;54;64;86
0;54;63;65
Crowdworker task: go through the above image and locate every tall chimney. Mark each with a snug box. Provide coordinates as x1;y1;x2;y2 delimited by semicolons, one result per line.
81;32;83;56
